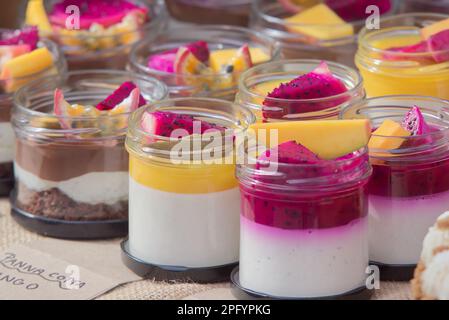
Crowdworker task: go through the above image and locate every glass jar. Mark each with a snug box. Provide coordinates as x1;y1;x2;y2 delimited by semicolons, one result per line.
0;38;66;197
235;143;372;298
356;13;449;99
340;95;449;280
40;0;167;70
124;97;254;282
165;0;252;26
400;0;449;14
11;70;168;239
128;25;279;101
236;59;364;122
250;0;399;68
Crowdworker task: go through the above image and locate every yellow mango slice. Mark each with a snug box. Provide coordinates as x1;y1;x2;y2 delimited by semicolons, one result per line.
249;119;371;159
1;47;53;79
284;3;354;41
421;17;449;40
209;47;270;72
26;0;53;33
368;119;411;150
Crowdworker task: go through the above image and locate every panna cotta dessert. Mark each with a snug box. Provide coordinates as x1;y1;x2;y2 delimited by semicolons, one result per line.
11;70;167;238
0;26;66;196
25;0;166;70
129;26;275;100
412;212;449;300
341;96;449;280
236;60;364;122
251;0;396;67
236;119;372;298
125;98;254;280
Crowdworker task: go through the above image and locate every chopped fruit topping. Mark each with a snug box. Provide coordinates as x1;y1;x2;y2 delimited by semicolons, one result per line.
174;46;213;76
0;47;53;80
402;106;430;135
0;26;39;50
49;0;148;29
96;81;146;111
184;41;210;63
421;17;449;41
368;119;411;150
427;30;449;63
262;61;348;118
284;4;354;41
325;0;391;22
249;119;371;160
147;49;177;73
25;0;53;33
0;45;31;71
258;140;321;164
210;47;268;72
141;111;226;137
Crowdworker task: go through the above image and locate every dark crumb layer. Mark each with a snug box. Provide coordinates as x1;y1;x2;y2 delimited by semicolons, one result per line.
0;162;13;180
16;183;127;221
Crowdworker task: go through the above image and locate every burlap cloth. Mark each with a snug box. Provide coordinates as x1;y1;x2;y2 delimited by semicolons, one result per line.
0;198;411;300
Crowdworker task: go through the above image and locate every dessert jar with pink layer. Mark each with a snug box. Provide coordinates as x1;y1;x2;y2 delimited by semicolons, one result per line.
341;96;449;281
235;144;372;298
26;0;167;70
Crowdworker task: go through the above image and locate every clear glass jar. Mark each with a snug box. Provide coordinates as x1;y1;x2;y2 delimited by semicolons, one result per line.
165;0;252;26
340;96;449;279
125;97;254;280
356;13;449;99
250;0;399;68
40;0;167;70
11;70;168;239
236;143;372;298
129;25;279;101
236;59;364;122
0;38;66;197
400;0;449;14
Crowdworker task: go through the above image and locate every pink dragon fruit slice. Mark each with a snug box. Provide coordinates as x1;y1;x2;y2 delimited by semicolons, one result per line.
427;29;449;63
96;82;146;111
183;41;210;63
263;61;348;119
50;0;148;29
147;48;178;73
401;106;431;136
0;26;39;50
326;0;392;22
141;111;225;137
258;140;321;164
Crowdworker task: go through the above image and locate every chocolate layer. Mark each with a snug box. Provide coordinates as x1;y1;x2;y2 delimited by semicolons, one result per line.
0;95;12;122
16;138;128;181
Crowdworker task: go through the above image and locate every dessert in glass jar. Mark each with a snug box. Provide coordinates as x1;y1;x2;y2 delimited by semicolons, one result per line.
122;97;254;282
11;69;167;239
400;0;449;14
341;96;449;280
165;0;252;26
129;25;277;101
0;26;66;197
233;119;372;299
236;59;364;122
25;0;167;70
251;0;397;68
356;13;449;98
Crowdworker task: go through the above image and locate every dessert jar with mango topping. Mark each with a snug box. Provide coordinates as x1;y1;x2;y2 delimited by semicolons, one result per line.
250;0;398;68
0;37;66;197
25;0;167;70
235;59;364;122
122;97;254;282
11;70;167;239
128;25;278;101
341;96;449;280
356;13;449;99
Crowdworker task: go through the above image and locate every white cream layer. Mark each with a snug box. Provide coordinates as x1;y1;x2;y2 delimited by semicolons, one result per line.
14;163;128;205
128;177;240;268
239;217;368;298
0;122;14;163
369;191;449;265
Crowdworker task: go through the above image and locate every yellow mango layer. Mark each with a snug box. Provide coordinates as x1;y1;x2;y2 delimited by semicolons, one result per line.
129;155;238;194
284;4;354;41
368;119;411;150
249;119;371;160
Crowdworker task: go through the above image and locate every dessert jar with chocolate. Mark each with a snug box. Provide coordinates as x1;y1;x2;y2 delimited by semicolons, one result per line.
250;0;398;68
0;28;66;197
165;0;252;26
122;98;254;282
341;96;449;280
25;0;167;70
128;25;278;101
11;70;168;239
236;59;364;122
